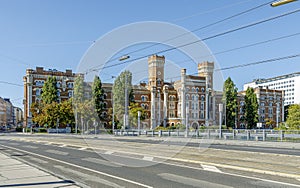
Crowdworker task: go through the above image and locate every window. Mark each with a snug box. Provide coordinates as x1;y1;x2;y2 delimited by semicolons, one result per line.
67;82;74;89
201;95;205;101
56;81;61;88
196;87;199;92
57;90;61;97
201;88;205;92
186;94;190;100
68;90;73;98
36;88;41;96
141;95;147;102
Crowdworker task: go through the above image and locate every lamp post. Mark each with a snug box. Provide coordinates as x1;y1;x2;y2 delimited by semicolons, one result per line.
119;55;130;130
111;76;116;135
138;111;141;134
219;103;223;139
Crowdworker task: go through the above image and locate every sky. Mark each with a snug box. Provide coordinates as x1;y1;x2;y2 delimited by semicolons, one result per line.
0;0;299;109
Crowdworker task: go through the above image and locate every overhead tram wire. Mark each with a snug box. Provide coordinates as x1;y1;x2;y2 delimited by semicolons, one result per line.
171;31;300;64
103;31;300;80
163;53;300;81
85;1;273;73
119;1;273;57
87;8;300;74
0;81;23;87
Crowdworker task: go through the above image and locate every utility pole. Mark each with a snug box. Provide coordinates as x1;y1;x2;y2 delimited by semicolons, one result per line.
124;74;128;129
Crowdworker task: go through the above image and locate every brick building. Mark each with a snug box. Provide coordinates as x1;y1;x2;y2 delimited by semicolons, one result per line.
23;67;78;127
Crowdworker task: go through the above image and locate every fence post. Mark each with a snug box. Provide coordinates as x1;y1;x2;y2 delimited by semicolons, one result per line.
152;130;154;137
247;130;250;140
232;130;236;140
280;130;284;141
263;130;266;141
168;130;171;136
159;130;162;137
177;130;179;137
208;130;210;139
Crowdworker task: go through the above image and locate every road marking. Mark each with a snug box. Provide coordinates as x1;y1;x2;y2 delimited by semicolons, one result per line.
78;147;88;150
28;157;48;164
82;157;121;167
0;144;153;188
201;164;222;173
104;151;114;155
45;150;69;156
143;156;154;161
158;173;233;188
22;145;38;149
54;165;125;188
58;144;67;147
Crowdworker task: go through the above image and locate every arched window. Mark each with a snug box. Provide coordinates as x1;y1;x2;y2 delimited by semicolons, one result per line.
196;87;199;92
201;95;205;101
56;81;61;88
36;88;41;96
141;95;147;102
57;90;61;97
201;88;205;92
192;87;195;92
186;94;190;100
141;103;145;109
68;90;73;98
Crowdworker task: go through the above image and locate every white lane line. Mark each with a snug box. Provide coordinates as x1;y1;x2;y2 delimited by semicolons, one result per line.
22;145;38;149
158;173;233;188
45;150;69;156
201;164;222;173
104;151;114;155
78;147;88;150
58;144;67;147
1;144;153;188
29;157;48;164
143;156;154;161
82;157;121;167
54;165;124;188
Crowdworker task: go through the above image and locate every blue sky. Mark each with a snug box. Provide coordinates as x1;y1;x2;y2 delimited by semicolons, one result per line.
0;0;299;108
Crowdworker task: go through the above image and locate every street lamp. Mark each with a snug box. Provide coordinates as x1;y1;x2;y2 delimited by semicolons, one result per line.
111;76;116;135
119;56;130;130
271;0;297;7
219;104;223;139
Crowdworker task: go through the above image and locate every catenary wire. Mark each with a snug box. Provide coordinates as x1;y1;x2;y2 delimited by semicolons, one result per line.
86;8;300;74
86;1;273;72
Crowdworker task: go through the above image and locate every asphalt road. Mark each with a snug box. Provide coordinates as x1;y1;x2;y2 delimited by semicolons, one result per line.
0;136;299;188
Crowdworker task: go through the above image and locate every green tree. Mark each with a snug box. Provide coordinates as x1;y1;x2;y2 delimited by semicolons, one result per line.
59;99;75;128
286;104;300;130
41;76;58;104
244;87;258;129
73;75;85;104
129;102;146;127
92;76;105;121
223;77;238;129
112;71;133;127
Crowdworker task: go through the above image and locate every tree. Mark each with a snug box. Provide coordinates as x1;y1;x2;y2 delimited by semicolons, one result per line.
223;77;238;129
112;71;133;127
41;76;58;104
286;104;300;130
244;87;258;129
92;76;105;121
129;102;146;127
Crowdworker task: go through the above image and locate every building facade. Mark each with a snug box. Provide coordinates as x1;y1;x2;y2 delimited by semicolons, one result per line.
237;87;284;129
0;97;14;127
23;67;78;127
244;72;300;106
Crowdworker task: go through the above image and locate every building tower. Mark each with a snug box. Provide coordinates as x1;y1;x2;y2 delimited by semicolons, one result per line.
198;61;214;126
148;55;165;129
198;61;214;89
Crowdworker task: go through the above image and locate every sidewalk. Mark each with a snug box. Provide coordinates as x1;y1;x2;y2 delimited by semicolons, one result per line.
0;152;79;188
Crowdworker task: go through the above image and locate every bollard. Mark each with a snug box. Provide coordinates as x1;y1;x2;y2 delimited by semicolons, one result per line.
232;130;236;140
159;130;162;137
247;130;250;140
280;130;284;141
168;130;171;137
177;130;180;137
263;130;266;141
